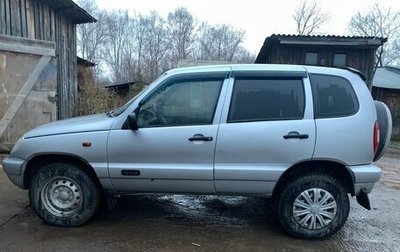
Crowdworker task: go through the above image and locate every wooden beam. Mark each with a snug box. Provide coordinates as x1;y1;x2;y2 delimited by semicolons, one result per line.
10;0;21;36
26;0;35;39
0;33;55;47
0;41;55;56
4;0;10;35
0;55;52;138
0;0;5;34
20;0;27;38
0;34;55;56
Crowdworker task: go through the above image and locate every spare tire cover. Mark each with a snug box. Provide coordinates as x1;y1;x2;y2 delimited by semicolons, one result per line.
374;101;392;161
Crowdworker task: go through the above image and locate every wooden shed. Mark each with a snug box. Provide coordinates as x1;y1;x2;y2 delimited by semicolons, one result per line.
255;34;387;88
105;81;136;98
0;0;95;152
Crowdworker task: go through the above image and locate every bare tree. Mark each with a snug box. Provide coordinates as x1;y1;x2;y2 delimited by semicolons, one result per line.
196;23;245;62
76;0;109;80
142;12;169;81
76;4;254;84
132;14;149;80
167;7;196;66
101;10;135;83
348;4;400;67
232;47;256;63
293;0;330;35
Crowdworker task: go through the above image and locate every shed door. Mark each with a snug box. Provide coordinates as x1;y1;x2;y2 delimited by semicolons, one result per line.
0;35;56;151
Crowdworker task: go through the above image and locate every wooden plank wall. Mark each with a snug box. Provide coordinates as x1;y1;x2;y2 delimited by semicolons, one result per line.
0;0;77;119
265;44;376;87
372;87;400;140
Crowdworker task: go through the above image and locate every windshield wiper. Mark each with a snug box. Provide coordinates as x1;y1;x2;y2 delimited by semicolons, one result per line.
106;106;125;117
106;110;114;117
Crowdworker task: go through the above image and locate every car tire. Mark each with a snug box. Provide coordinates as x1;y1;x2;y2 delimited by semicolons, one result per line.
29;162;101;226
277;174;349;240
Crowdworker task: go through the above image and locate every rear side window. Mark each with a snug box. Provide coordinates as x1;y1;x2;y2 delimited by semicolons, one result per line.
310;74;359;118
228;78;305;122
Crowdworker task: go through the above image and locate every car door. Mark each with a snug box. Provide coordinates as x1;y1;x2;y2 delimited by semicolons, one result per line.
214;71;316;195
107;72;229;193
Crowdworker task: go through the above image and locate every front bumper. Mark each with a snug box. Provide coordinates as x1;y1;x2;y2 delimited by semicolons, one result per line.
348;164;381;195
1;157;26;189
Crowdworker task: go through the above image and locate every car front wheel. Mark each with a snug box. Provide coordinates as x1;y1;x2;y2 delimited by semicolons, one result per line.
29;162;101;226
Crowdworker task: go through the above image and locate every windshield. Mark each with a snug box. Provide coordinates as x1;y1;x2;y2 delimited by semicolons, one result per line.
107;73;168;117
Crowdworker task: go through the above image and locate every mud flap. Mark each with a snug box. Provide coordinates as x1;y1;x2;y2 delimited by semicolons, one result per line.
104;193;119;210
356;188;371;210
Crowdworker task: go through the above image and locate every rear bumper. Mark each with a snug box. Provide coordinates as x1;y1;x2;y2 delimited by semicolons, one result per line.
354;182;376;195
348;164;381;195
1;157;26;189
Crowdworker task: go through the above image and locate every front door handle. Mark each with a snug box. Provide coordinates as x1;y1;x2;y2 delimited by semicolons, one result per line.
283;131;309;139
188;134;213;142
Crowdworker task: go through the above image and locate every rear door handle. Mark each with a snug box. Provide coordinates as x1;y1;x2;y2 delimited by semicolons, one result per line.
283;131;309;139
188;134;213;142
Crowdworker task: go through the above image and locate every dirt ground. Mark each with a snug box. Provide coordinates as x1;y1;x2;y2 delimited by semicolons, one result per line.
374;148;400;190
0;150;399;252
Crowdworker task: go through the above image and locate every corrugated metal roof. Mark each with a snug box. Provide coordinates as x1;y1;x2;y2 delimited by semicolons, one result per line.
373;66;400;90
77;56;96;67
40;0;96;24
256;34;387;63
267;34;387;42
105;81;135;88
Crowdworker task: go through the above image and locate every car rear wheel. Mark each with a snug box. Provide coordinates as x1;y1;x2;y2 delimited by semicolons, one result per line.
277;174;349;240
29;162;101;226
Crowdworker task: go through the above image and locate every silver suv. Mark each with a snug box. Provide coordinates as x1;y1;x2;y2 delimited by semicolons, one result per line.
2;64;392;239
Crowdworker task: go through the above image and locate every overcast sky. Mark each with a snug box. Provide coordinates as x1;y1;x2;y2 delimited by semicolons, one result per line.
94;0;400;54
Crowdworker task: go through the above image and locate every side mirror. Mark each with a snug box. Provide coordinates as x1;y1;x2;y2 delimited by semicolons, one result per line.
127;113;138;131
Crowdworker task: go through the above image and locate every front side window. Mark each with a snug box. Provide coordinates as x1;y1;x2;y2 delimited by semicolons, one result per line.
137;78;223;127
310;74;359;118
228;78;305;123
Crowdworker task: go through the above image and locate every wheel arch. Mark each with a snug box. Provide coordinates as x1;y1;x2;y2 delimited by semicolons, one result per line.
272;160;355;198
23;153;102;190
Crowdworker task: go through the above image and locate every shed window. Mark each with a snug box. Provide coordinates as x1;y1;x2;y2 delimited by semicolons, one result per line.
334;53;347;67
305;53;318;65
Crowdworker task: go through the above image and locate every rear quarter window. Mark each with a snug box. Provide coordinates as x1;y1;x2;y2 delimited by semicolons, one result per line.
228;77;305;122
310;74;359;118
